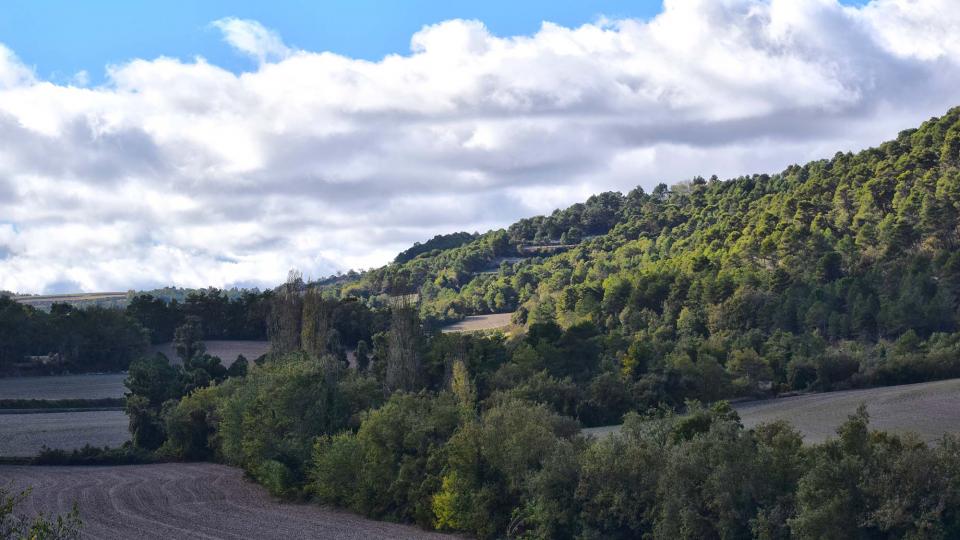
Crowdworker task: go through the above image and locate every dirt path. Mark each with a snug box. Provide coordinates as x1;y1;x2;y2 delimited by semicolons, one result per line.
0;463;452;540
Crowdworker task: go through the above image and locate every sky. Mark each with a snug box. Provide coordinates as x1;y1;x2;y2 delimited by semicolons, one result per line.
0;0;957;294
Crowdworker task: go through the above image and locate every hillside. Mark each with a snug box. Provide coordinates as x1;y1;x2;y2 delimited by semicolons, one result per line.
323;107;960;407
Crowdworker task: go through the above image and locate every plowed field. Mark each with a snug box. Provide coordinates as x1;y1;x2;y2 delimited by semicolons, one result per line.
1;463;452;540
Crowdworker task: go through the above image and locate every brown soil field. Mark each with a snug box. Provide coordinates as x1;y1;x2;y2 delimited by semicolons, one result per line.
0;410;129;456
0;373;127;400
0;463;452;539
441;313;513;333
583;378;960;444
149;341;271;366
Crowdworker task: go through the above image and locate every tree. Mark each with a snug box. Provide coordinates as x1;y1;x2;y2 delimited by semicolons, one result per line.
385;298;424;392
125;354;182;450
355;340;370;372
173;316;205;363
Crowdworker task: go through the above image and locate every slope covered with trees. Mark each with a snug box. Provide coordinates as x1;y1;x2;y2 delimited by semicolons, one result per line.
323;108;960;408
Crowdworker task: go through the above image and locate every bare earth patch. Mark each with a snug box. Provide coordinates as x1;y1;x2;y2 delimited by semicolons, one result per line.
441;313;513;333
0;410;129;456
0;463;452;540
0;373;127;400
583;378;960;444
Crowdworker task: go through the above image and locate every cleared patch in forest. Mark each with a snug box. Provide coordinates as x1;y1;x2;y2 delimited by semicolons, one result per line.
441;313;513;333
1;463;452;540
583;378;960;444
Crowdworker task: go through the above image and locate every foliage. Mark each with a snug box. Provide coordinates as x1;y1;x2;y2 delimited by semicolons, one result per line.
0;398;123;410
0;297;147;374
32;443;153;466
395;231;479;264
311;392;460;526
0;486;82;539
213;354;380;496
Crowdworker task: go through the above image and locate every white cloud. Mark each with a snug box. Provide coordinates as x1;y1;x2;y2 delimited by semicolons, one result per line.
212;17;292;63
1;0;959;293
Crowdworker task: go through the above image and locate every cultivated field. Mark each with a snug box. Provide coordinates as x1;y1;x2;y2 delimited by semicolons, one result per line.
583;378;960;444
0;410;129;456
149;340;271;366
441;313;513;333
12;292;128;310
0;373;126;400
1;463;451;540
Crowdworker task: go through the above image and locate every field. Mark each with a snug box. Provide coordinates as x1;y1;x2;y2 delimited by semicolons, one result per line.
12;292;128;310
1;463;451;540
149;340;271;366
441;313;513;333
0;410;129;456
0;373;127;400
583;378;960;444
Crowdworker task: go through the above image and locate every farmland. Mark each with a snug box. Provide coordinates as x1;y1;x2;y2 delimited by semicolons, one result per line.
1;463;451;540
148;340;271;366
441;313;513;333
0;409;129;456
12;292;128;310
0;373;126;400
583;378;960;444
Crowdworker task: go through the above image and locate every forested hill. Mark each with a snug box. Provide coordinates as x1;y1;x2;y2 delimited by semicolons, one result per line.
324;106;960;397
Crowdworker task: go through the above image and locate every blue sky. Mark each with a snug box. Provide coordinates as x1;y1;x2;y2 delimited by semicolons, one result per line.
2;0;666;84
1;0;869;85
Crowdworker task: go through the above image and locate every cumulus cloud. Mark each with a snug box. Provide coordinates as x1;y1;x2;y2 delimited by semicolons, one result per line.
1;0;960;293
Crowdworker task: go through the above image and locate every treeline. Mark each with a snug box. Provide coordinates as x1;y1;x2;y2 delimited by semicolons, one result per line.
0;288;273;374
0;296;147;373
394;231;479;264
126;289;269;344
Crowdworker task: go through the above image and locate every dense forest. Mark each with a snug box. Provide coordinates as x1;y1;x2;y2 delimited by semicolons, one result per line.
105;108;960;538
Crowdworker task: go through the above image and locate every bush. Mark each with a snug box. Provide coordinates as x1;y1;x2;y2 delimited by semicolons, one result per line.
216;354;351;497
312;392;460;526
33;443;153;466
0;486;82;539
160;383;224;461
431;399;578;538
